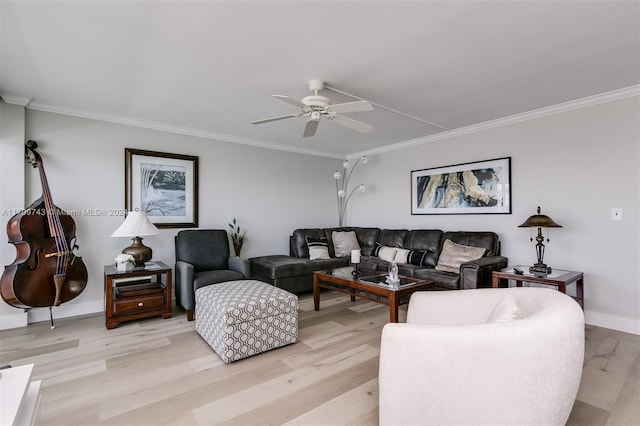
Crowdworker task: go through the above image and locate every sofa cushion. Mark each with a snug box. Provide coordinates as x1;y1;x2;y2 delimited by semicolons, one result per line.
351;227;381;256
250;255;348;279
414;268;461;290
306;236;330;260
404;230;443;267
435;239;486;273
378;229;409;248
332;231;361;257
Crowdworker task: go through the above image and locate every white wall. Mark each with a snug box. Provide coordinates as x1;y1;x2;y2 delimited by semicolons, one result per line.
2;96;638;334
0;109;340;327
0;101;28;329
350;96;639;334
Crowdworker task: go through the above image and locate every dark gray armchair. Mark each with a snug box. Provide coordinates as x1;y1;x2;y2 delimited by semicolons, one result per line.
175;229;250;321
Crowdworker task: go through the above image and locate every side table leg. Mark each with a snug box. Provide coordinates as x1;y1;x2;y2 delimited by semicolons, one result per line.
313;275;320;311
492;274;499;288
576;278;584;309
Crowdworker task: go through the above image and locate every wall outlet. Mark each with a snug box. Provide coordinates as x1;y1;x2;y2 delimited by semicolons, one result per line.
611;208;623;221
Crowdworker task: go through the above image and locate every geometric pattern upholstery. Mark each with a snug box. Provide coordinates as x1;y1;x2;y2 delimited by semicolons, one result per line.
195;280;298;363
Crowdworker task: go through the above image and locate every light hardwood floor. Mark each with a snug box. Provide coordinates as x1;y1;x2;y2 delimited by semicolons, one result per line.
1;291;638;425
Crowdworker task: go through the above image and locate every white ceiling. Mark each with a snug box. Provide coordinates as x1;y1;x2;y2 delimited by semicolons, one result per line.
2;1;639;158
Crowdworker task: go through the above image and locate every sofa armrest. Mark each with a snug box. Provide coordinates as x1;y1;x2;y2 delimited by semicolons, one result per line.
459;255;508;289
175;260;195;310
229;256;250;278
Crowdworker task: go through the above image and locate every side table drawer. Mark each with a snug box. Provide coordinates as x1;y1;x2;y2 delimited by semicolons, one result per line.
113;294;166;316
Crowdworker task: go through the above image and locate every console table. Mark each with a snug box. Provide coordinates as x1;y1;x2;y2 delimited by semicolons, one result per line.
104;261;172;329
492;265;584;309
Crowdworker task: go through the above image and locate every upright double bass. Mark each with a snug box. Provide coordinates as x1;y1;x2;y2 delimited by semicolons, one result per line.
1;141;88;311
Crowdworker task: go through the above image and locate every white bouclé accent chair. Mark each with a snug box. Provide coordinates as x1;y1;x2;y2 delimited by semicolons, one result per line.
378;287;585;426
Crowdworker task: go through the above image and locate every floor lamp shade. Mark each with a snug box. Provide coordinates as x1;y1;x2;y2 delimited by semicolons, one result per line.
111;211;160;266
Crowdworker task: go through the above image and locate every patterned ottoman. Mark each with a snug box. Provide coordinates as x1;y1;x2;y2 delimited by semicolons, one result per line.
195;280;298;363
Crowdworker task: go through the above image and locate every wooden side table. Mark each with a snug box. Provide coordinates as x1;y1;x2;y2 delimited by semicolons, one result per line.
104;261;172;329
492;265;584;309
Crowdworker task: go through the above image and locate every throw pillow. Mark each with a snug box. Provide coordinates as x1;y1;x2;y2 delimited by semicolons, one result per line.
407;249;428;266
332;231;361;257
306;236;330;260
371;242;398;263
486;294;522;323
435;239;486;273
393;248;429;266
393;248;411;264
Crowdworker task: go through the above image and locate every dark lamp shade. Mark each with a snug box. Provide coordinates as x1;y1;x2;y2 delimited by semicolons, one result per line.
518;206;562;228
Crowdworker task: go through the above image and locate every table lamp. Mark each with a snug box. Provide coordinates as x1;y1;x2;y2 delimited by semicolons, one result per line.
518;206;562;275
111;211;160;267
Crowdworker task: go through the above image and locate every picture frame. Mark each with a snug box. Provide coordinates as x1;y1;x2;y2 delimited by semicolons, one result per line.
125;148;199;228
411;157;511;215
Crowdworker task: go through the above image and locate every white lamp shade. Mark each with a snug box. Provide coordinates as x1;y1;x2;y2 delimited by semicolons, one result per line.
111;211;160;237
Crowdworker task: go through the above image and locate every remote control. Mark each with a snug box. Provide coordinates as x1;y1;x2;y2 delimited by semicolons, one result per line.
513;267;524;275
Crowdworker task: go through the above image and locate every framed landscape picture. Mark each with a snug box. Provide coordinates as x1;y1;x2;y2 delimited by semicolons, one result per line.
411;157;511;215
125;148;199;228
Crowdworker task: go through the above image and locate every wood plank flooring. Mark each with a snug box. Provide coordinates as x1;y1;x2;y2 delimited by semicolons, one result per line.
1;291;638;425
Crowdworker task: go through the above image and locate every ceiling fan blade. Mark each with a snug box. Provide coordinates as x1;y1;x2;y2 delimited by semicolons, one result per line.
251;114;299;125
303;119;319;137
329;100;373;114
331;115;373;134
273;95;305;108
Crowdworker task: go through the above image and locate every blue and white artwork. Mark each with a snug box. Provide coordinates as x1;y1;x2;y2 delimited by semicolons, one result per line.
140;163;186;217
411;157;511;215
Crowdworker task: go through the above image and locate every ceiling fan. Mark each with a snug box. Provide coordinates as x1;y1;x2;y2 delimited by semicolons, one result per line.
251;80;374;137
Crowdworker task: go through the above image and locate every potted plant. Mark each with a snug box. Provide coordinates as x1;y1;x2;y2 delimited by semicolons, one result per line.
228;217;246;257
115;253;135;272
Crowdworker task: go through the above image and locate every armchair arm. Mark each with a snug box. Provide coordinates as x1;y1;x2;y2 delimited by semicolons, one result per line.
459;255;508;289
175;260;195;311
229;256;250;278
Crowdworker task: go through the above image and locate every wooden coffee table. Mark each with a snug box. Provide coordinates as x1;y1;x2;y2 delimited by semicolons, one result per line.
313;267;436;322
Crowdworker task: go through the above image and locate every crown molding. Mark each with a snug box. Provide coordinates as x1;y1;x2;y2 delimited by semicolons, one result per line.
0;93;33;107
16;84;638;162
26;101;343;159
349;85;640;160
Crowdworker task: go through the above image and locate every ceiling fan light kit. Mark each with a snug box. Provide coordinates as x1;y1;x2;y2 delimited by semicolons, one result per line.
252;79;374;137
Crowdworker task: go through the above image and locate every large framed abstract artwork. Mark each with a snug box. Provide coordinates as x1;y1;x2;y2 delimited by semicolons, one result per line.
411;157;511;215
125;148;199;228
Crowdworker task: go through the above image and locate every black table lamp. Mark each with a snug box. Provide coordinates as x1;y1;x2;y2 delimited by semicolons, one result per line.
518;206;562;275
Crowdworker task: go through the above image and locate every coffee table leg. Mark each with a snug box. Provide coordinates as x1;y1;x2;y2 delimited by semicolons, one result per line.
350;288;356;302
313;275;320;311
389;292;398;323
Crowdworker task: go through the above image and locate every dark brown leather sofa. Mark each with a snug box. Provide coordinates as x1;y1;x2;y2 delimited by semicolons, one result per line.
249;227;507;294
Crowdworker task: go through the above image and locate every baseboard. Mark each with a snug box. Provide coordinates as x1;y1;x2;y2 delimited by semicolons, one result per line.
26;300;104;326
0;311;28;330
585;310;640;335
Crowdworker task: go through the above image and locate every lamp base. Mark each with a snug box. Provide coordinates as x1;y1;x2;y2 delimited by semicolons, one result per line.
121;237;152;267
529;264;552;275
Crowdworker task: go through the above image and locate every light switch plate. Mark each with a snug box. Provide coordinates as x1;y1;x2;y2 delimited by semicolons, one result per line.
611;208;623;221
